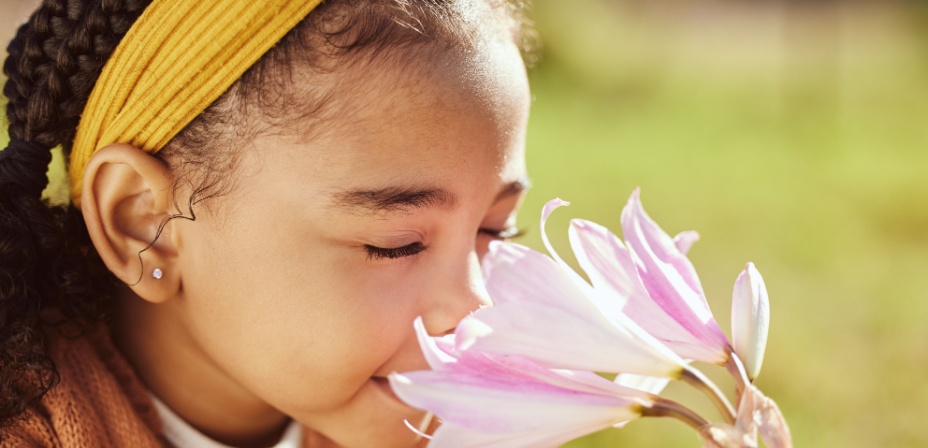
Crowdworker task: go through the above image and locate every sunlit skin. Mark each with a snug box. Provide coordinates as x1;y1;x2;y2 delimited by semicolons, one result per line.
79;6;531;448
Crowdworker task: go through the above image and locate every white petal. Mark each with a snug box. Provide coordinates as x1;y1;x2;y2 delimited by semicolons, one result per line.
731;263;770;380
540;198;571;267
413;317;457;370
614;373;671;396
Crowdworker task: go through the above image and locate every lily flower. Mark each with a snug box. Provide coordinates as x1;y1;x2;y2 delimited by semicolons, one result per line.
389;318;653;448
565;189;730;363
731;263;770;381
458;239;688;378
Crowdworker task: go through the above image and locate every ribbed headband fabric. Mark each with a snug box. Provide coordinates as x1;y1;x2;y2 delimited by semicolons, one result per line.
68;0;323;206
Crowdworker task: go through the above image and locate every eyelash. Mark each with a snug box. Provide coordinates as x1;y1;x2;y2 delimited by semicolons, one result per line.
365;242;429;260
364;227;525;260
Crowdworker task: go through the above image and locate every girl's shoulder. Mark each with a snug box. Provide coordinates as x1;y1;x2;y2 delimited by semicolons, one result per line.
1;322;167;448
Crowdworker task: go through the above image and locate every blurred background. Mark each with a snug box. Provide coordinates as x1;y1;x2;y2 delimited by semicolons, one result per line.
3;0;927;446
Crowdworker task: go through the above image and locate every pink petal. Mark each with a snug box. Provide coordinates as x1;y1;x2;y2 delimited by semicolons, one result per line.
478;240;685;376
388;365;642;435
429;421;615;448
569;219;720;361
567;219;642;309
482;241;631;335
456;301;685;377
673;230;700;255
482;242;597;311
621;188;729;362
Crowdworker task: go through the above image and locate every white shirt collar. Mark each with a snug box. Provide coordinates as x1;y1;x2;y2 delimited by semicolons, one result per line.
149;393;303;448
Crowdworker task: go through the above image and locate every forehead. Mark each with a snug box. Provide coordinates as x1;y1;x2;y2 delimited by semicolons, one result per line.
261;30;531;201
215;7;533;226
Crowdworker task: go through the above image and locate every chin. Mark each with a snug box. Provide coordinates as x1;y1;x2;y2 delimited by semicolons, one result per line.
310;378;431;448
326;414;429;448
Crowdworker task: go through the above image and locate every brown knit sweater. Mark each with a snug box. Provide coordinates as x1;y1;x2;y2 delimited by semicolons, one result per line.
0;325;327;448
1;324;167;447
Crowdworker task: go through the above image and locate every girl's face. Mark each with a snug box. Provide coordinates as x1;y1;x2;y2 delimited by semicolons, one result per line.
156;24;530;448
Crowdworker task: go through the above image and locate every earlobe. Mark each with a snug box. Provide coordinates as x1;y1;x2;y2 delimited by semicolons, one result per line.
80;143;179;303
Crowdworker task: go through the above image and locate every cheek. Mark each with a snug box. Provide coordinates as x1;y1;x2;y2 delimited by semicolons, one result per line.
174;211;424;409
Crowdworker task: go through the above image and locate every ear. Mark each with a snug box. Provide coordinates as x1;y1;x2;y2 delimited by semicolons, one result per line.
81;143;178;303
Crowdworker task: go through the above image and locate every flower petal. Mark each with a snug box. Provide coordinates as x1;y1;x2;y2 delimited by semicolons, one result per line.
699;425;758;448
614;373;671;396
540;198;571;266
456;301;685;377
621;188;729;362
388;366;642;435
481;241;631;334
567;219;641;310
738;385;792;448
535;199;610;303
569;219;717;361
673;230;700;255
428;421;615;448
413;317;457;370
731;263;770;380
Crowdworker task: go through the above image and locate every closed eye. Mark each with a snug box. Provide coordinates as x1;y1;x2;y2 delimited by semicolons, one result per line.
365;242;428;260
364;228;522;260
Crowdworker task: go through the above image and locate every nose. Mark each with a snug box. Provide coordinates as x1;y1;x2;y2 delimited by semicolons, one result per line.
420;250;492;336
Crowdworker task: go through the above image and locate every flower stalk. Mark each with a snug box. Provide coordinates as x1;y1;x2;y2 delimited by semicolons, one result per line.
681;365;736;424
725;351;751;404
641;397;710;431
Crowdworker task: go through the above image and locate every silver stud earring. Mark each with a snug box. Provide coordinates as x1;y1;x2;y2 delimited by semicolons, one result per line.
152;268;164;280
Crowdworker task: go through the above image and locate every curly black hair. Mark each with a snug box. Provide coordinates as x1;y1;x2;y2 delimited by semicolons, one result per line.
0;0;535;437
0;0;152;430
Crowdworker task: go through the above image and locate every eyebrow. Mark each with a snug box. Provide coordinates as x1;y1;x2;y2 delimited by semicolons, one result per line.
332;186;457;213
331;177;530;214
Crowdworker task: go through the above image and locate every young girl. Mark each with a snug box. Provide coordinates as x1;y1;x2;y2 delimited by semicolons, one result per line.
0;1;533;447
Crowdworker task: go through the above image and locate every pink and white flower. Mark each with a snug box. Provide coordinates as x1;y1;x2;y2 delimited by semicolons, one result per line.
389;319;654;448
457;239;688;378
566;189;731;363
387;189;792;447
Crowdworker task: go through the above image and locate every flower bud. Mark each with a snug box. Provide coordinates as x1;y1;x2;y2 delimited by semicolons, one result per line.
731;263;770;381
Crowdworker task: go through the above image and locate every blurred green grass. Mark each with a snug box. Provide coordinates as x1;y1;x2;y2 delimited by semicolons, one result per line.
519;1;928;447
4;1;928;446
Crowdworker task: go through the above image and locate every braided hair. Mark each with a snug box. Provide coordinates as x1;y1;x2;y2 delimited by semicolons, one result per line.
1;0;535;434
1;0;151;429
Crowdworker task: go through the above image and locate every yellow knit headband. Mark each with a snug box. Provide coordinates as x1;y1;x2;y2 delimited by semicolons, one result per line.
68;0;323;206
